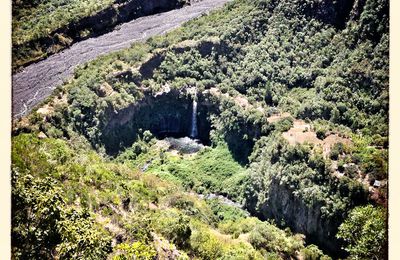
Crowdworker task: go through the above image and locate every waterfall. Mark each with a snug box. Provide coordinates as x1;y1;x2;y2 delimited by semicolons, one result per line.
190;98;198;139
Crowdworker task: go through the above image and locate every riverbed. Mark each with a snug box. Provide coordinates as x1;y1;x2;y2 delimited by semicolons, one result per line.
12;0;231;118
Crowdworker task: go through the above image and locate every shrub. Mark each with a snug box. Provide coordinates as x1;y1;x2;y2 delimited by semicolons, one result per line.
330;143;344;160
12;171;112;259
316;129;326;140
220;242;260;260
113;242;157;260
56;208;112;259
249;222;303;255
337;205;387;259
190;228;224;260
344;164;358;178
219;217;258;236
12;174;63;259
274;117;294;132
152;210;192;249
300;244;332;260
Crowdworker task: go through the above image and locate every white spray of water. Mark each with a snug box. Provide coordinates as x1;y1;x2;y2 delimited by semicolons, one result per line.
190;98;198;139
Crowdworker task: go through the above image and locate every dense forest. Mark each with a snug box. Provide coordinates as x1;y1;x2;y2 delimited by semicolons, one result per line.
12;0;388;259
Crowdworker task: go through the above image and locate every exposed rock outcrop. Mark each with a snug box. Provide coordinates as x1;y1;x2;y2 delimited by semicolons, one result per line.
256;179;344;256
100;86;265;163
101;88;195;154
298;0;357;29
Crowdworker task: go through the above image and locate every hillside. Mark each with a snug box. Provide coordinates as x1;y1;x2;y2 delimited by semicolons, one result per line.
12;0;388;259
12;0;231;118
12;0;189;71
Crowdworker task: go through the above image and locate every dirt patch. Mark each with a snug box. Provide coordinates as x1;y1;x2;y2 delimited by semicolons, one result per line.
36;105;52;116
266;112;292;123
234;96;250;109
282;119;320;146
321;134;352;157
281;118;352;158
36;94;68;117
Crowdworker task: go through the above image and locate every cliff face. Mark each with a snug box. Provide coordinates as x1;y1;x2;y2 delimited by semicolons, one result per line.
101;89;196;154
309;0;356;29
257;179;343;255
99;86;264;162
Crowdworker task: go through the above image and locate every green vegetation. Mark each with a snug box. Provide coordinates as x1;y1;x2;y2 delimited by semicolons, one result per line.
141;144;247;200
273;117;294;132
12;0;388;258
337;205;387;259
12;136;112;259
245;133;368;218
12;134;330;259
23;0;388;158
350;134;388;181
12;0;187;70
13;0;114;45
113;242;157;260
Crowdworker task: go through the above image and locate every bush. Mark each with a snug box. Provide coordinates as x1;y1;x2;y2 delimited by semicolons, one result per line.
316;129;326;140
152;210;192;249
113;242;157;260
56;208;112;259
207;199;248;222
274;117;294;132
190;228;224;260
337;205;387;259
220;243;260;259
219;217;259;237
300;244;332;260
330;142;344;160
12;174;63;259
344;164;358;178
249;222;303;255
12;171;112;259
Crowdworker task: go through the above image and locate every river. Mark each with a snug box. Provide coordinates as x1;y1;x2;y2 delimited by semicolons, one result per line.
12;0;231;119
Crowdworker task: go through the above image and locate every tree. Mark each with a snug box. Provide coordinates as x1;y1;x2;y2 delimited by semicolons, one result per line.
336;205;387;260
12;171;111;259
12;174;63;259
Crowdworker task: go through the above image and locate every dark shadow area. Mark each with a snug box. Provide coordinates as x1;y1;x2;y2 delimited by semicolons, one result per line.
100;89;263;166
101;90;212;155
301;0;356;29
197;93;264;166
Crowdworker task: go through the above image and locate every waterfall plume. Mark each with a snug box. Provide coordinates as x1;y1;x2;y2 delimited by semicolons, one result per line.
190;98;198;138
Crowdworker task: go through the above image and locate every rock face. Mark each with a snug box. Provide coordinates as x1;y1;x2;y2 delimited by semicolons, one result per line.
254;179;344;256
102;89;193;154
99;87;263;162
100;88;218;154
299;0;357;29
